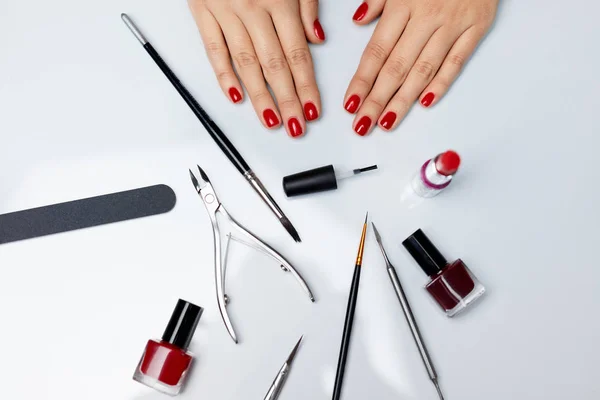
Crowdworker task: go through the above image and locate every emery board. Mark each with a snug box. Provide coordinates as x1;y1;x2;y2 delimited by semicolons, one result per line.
0;184;176;245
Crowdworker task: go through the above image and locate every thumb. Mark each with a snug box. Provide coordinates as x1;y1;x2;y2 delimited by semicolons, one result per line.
352;0;386;25
299;0;325;43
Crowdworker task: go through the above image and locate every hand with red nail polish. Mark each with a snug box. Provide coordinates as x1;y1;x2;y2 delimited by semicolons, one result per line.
345;0;499;133
421;92;435;107
380;111;396;130
188;0;324;135
288;117;304;138
314;19;326;41
353;2;369;22
354;116;372;136
345;94;361;114
304;102;319;121
263;109;280;128
228;87;242;103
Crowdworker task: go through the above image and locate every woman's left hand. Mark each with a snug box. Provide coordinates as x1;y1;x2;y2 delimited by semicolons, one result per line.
344;0;499;135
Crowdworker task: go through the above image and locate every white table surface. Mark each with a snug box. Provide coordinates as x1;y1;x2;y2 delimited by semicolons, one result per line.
1;1;599;399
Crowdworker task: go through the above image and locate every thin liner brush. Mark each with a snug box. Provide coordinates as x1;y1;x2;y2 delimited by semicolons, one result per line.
331;212;369;400
121;13;301;242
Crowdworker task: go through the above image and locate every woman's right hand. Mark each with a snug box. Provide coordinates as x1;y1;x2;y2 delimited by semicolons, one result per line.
188;0;325;138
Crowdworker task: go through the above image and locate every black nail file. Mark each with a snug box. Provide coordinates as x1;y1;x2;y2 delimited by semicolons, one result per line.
0;184;176;245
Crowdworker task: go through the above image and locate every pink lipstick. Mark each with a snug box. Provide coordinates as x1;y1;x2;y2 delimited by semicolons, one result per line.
411;150;461;198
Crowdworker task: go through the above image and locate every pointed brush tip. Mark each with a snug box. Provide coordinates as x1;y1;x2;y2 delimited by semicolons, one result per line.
281;217;301;242
364;212;369;223
292;230;302;242
355;165;378;174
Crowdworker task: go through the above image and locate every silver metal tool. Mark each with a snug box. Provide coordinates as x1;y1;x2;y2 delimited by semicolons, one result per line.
189;166;315;343
263;336;303;400
372;223;445;400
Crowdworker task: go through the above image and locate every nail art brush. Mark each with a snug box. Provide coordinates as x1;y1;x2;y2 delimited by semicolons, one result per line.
372;223;445;400
263;336;303;400
121;13;301;242
331;213;369;400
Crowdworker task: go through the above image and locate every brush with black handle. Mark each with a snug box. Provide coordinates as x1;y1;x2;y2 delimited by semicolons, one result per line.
332;213;369;400
121;13;301;242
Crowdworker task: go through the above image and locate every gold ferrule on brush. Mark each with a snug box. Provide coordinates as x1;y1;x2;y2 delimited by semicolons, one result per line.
355;213;369;266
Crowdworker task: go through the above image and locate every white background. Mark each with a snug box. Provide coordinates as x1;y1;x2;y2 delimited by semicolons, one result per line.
1;1;599;399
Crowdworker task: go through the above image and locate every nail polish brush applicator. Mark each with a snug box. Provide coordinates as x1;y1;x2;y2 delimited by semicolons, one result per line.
283;164;378;197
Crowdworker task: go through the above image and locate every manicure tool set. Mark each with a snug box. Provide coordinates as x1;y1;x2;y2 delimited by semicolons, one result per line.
0;12;484;400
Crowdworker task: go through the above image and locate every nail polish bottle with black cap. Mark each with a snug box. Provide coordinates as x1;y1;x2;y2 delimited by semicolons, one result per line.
133;299;203;396
403;229;485;317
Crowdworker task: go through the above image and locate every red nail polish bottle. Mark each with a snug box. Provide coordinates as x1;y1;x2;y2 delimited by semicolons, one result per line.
133;299;203;396
403;229;485;317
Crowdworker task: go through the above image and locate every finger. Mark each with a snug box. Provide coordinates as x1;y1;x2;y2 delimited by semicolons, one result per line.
352;19;437;135
419;26;484;108
378;28;459;131
189;4;244;104
271;4;321;123
241;10;305;138
352;0;386;25
299;0;325;43
344;2;409;114
214;11;281;129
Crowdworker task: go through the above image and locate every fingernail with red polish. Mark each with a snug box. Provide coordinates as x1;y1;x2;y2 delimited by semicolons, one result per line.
380;112;397;130
314;19;326;41
354;116;372;136
228;87;242;103
263;109;280;128
344;94;361;114
421;92;435;107
304;102;319;121
353;2;368;22
288;117;304;138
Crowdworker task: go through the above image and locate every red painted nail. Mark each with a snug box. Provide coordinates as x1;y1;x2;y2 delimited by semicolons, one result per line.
304;102;319;121
344;94;361;114
380;112;397;130
354;116;372;136
421;92;435;107
263;109;280;128
353;2;368;22
314;19;326;41
288;117;304;138
228;87;242;103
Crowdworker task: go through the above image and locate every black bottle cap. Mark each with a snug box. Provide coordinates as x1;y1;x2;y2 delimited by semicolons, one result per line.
161;299;203;351
402;229;448;277
283;165;338;197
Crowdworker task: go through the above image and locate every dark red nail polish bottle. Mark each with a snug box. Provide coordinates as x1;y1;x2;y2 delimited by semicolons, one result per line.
133;299;203;396
403;229;485;317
